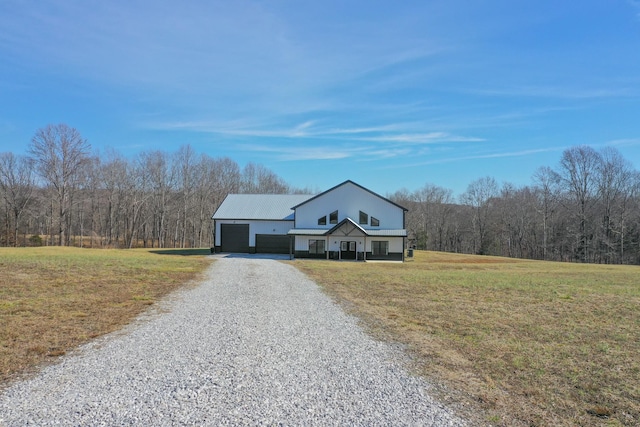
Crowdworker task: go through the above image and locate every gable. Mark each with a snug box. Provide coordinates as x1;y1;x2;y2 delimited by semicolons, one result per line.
293;181;405;229
292;180;407;211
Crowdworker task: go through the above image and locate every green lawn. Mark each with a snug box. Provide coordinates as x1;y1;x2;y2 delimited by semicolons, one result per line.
293;251;640;426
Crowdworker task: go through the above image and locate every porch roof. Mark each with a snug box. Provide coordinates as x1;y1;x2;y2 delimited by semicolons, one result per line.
288;217;407;237
287;229;327;236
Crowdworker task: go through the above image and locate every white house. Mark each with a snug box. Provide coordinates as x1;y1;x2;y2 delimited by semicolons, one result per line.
211;180;408;261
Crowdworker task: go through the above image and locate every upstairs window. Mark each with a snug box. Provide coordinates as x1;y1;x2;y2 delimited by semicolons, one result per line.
359;211;368;225
330;210;338;224
371;217;380;227
318;215;327;225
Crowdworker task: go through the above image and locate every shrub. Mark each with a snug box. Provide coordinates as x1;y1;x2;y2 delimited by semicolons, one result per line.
28;234;43;246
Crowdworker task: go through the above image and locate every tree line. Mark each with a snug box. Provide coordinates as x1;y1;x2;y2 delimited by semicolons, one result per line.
2;123;640;264
0;124;301;249
390;145;640;264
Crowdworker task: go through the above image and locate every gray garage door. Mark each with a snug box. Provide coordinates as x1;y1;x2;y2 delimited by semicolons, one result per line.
220;224;250;253
256;234;290;254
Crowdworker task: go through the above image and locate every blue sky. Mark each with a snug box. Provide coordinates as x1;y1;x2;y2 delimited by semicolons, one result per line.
1;1;640;197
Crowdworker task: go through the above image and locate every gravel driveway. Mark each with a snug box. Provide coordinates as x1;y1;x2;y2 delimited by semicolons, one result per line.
0;256;466;426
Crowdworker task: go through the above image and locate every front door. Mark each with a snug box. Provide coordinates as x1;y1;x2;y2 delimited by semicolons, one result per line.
340;241;357;260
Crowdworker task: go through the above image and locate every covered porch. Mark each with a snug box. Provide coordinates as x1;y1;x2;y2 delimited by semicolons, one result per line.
288;218;406;261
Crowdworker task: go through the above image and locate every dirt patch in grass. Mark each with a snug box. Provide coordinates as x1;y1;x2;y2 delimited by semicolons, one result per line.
293;251;640;426
0;247;211;388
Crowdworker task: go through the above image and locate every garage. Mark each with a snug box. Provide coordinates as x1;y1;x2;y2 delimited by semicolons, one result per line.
212;194;315;254
256;234;290;254
220;224;250;253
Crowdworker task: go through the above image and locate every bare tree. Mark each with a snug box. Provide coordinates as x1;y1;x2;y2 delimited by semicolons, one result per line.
191;155;215;248
0;153;35;246
388;188;419;247
428;186;455;252
191;155;241;248
241;162;289;194
7;135;640;264
124;158;149;249
595;147;634;263
532;166;560;260
494;184;539;259
175;145;197;248
401;184;455;251
625;172;640;263
28;124;91;246
460;176;498;255
138;151;177;248
556;146;602;262
72;155;95;248
494;182;517;257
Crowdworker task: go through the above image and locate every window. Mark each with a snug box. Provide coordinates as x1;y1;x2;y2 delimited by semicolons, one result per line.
318;216;327;225
329;210;338;224
340;241;355;251
371;241;388;256
371;217;380;227
309;239;325;254
359;211;368;224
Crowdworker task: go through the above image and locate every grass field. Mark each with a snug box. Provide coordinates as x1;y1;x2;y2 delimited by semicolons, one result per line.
0;247;211;387
293;251;640;426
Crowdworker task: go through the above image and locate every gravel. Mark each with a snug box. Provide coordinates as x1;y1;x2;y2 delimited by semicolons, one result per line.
0;256;466;426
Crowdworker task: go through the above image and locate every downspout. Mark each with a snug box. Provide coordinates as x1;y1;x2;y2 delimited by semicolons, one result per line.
211;219;216;254
403;209;407;262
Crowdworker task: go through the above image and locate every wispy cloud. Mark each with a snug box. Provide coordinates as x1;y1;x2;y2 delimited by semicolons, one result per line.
629;1;640;19
607;138;640;147
236;143;362;161
150;120;314;138
2;1;638;197
463;85;637;100
148;119;484;146
0;1;307;94
355;132;484;144
386;147;565;169
463;147;565;160
357;148;413;161
321;125;405;135
237;142;418;162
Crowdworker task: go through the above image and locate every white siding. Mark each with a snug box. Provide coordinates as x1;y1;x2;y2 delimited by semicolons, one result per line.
365;237;404;253
295;236;403;253
295;182;403;230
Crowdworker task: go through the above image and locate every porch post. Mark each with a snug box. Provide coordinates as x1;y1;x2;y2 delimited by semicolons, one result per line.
402;236;406;262
364;236;367;261
326;236;329;259
289;235;293;260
